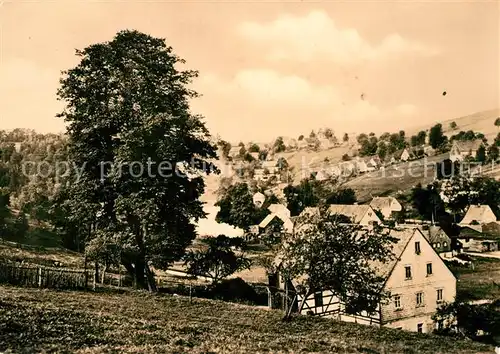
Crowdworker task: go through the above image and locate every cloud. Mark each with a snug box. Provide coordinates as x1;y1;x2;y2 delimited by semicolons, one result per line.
238;10;438;63
192;69;418;141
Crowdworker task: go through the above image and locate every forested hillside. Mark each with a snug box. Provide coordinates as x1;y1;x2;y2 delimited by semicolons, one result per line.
0;129;69;247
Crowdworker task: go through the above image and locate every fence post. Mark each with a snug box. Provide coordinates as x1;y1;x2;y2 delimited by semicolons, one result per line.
92;263;97;291
189;282;192;304
38;267;42;288
84;256;88;290
267;287;272;309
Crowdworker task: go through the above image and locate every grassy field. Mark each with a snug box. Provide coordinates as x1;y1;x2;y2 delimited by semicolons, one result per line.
343;153;448;202
0;285;494;354
0;239;84;269
451;256;500;301
408;108;500;143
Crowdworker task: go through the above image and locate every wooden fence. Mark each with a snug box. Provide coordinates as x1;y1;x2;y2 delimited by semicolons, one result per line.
0;262;89;290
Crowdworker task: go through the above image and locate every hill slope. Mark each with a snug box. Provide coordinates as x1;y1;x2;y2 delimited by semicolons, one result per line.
409;108;500;141
0;285;493;353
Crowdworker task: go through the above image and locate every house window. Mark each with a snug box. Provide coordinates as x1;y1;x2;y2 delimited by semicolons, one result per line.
416;292;424;307
437;242;441;248
426;263;433;276
415;242;421;254
417;323;423;333
443;241;448;248
437;289;443;302
405;266;412;279
394;295;401;310
314;292;323;307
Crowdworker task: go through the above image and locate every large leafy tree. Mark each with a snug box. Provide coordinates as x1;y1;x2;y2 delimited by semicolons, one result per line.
276;207;397;319
215;183;269;231
410;183;446;221
429;124;447;149
283;178;322;216
57;30;217;290
325;188;357;205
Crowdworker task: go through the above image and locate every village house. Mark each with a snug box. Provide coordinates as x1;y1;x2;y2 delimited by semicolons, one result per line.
258;204;294;233
450;139;484;162
252;192;265;208
369;197;403;219
329;164;342;178
228;146;242;159
456;205;499;252
253;168;268;181
261;160;279;174
418;225;453;258
457;225;499;253
297;138;308;150
313;169;330;182
301;205;382;226
398;148;411;162
249;152;260;161
274;228;456;333
459;205;497;226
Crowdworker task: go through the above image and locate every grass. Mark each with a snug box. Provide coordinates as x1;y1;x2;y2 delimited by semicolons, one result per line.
343;153;448;202
0;285;494;354
449;256;500;301
0;239;84;269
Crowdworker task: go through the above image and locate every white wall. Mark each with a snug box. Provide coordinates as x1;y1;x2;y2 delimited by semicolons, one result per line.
382;230;456;329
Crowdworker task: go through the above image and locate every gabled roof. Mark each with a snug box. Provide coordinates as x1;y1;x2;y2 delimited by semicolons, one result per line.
259;212;293;233
417;226;451;244
275;227;420;288
369;197;401;212
229;146;242;155
301;205;380;224
460;205;497;225
262;160;278;168
328;204;380;224
371;228;417;279
481;222;500;237
268;204;291;218
452;139;484;153
252;192;265;204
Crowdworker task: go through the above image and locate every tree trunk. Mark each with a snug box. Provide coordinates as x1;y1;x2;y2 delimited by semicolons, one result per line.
101;262;107;284
145;264;157;293
283;291;310;321
134;258;147;289
94;262;99;283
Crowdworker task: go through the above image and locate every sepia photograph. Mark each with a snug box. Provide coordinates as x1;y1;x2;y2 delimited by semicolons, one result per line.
0;0;499;352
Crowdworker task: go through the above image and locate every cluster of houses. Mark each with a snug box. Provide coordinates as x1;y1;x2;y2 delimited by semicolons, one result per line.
247;194;499;333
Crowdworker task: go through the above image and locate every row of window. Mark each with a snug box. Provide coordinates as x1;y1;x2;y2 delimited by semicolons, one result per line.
432;241;447;249
404;262;433;279
393;289;443;310
415;240;448;252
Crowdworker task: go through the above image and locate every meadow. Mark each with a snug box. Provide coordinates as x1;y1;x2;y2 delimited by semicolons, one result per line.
0;285;494;354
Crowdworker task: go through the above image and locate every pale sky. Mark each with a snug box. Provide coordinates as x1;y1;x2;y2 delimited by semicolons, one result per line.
0;0;499;142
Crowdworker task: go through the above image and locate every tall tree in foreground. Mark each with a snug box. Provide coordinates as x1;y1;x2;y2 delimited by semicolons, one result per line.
276;207;396;320
57;30;217;290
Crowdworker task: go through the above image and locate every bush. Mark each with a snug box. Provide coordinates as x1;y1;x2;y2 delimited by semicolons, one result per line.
212;277;264;304
158;277;267;306
456;253;472;262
